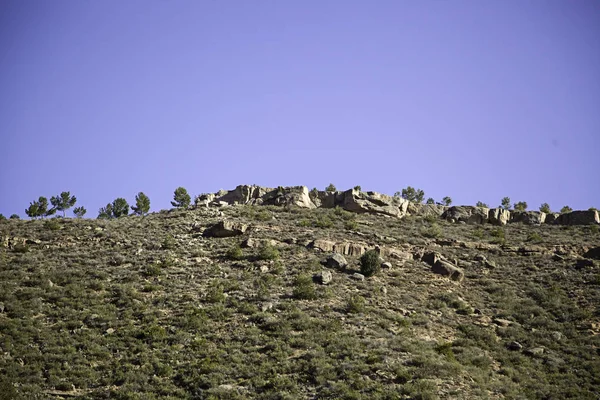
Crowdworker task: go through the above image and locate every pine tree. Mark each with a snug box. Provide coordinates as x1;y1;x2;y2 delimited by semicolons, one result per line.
476;201;489;208
560;205;572;214
501;197;511;210
131;192;151;216
326;183;337;192
426;198;435;205
171;187;191;209
25;202;40;219
442;196;452;206
539;203;551;213
398;186;425;203
513;201;528;212
25;196;50;219
98;203;114;219
73;207;87;218
50;192;77;217
112;198;129;217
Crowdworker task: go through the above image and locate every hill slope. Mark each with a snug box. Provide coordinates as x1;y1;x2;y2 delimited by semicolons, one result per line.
1;204;599;399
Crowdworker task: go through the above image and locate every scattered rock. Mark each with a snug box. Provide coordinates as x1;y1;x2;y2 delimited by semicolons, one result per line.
261;302;273;312
583;246;600;260
309;239;336;253
507;341;523;351
551;331;563;341
351;273;365;281
524;347;545;357
493;318;514;327
381;261;392;269
259;265;269;273
431;260;465;282
325;253;348;269
314;270;333;285
203;221;248;238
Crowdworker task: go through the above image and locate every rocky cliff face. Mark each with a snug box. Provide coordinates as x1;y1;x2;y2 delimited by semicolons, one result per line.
195;185;598;226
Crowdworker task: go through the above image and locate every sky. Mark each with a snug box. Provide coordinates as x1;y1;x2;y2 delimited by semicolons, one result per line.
1;0;599;218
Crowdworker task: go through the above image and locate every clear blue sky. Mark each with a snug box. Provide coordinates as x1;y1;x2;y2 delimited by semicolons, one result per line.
1;0;599;217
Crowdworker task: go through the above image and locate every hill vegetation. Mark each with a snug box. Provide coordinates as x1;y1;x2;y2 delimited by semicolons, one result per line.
0;185;599;399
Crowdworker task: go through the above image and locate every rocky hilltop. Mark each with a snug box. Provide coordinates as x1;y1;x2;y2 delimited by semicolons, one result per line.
196;184;600;226
0;186;599;399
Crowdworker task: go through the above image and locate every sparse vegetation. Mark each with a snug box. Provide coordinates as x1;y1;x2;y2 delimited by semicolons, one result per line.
73;206;86;218
9;214;19;219
442;196;452;206
326;183;337;192
426;198;435;205
539;203;551;213
98;197;130;219
501;197;511;210
353;185;361;191
476;201;489;208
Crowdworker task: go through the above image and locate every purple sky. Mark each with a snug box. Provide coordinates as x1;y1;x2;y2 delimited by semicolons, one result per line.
1;1;599;217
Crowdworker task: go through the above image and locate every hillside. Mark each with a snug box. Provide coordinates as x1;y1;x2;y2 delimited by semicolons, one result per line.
1;187;599;399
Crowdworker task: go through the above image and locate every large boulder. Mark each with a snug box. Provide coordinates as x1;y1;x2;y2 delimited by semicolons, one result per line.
432;259;465;282
410;203;447;218
442;206;488;224
488;208;510;225
544;213;559;224
214;185;272;205
203;221;248;238
341;189;409;218
510;211;546;225
325;253;348;269
583;246;600;260
555;210;600;226
261;186;316;209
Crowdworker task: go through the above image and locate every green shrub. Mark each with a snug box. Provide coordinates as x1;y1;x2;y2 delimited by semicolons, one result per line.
73;206;86;218
9;214;19;220
421;223;442;238
346;294;366;314
360;250;381;277
442;196;452;206
539;203;551;213
44;219;61;231
292;274;316;300
344;220;358;230
206;284;226;303
0;214;5;220
560;205;573;214
326;183;336;192
162;234;176;250
226;243;244;260
501;197;511;210
426;198;435;205
513;201;528;211
353;185;361;191
489;227;506;244
258;243;279;261
396;186;425;203
527;232;542;243
476;201;489;208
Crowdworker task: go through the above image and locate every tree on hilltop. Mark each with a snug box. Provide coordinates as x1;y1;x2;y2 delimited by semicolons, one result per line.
560;206;572;214
396;186;425;203
73;207;87;218
25;196;51;219
501;197;511;210
476;201;489;208
426;198;435;205
50;192;77;217
98;198;129;219
539;203;551;213
171;187;191;209
513;201;528;212
442;196;452;206
131;192;151;216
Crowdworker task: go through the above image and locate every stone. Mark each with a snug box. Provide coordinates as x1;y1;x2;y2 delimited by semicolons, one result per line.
340;188;409;218
261;302;273;312
351;273;365;281
242;238;280;249
431;259;465;282
334;242;366;256
583;246;600;260
261;186;317;209
259;265;269;273
575;259;595;269
488;208;511;225
524;347;545;357
510;211;546;225
381;261;392;269
203;221;248;238
314;270;333;285
325;253;348;269
555;210;600;225
551;331;563;341
493;318;514;327
442;206;488;224
410;204;447;217
544;213;559;224
309;239;336;253
507;341;523;351
421;251;442;267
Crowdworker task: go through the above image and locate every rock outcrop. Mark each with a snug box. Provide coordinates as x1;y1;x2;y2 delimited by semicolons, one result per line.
554;210;599;226
203;221;248;238
510;211;546;225
442;206;489;224
341;189;409;218
488;208;510;225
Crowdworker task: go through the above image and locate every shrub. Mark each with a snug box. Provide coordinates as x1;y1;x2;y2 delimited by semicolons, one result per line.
360;250;381;277
421;223;442;238
73;206;86;218
9;214;19;219
426;198;435;205
171;187;191;208
346;294;366;314
353;185;361;191
131;192;151;216
310;187;319;197
326;183;337;192
226;243;244;260
344;220;358;230
501;197;511;210
513;201;528;211
539;203;551;213
162;234;176;250
442;196;452;206
292;274;317;300
560;206;573;214
258;243;279;261
50;191;77;217
489;227;506;244
0;214;5;220
476;201;489;208
527;232;542;243
44;219;61;231
25;196;51;219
